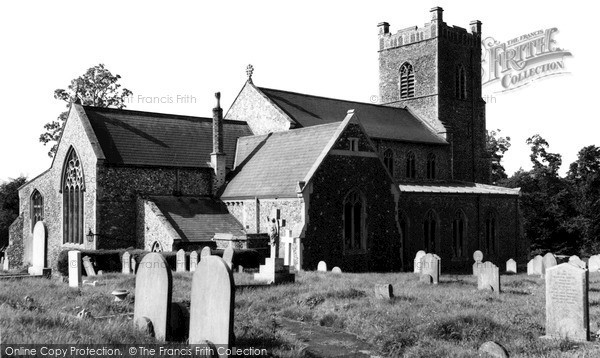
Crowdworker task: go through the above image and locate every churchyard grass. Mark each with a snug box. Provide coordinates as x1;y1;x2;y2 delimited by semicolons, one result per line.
2;271;600;357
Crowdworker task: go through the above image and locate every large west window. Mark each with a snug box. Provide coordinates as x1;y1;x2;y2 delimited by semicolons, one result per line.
63;148;85;244
400;63;415;99
31;190;44;231
343;190;366;252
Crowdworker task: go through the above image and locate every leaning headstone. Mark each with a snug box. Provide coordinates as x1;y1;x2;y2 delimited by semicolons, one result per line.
189;251;199;272
414;250;426;273
569;255;587;269
544;262;589;341
134;253;173;341
131;257;137;274
542;253;557;276
420;253;439;284
200;246;211;258
473;250;484;276
28;221;47;275
532;255;543;275
176;249;186;272
189;255;234;353
122;252;131;274
374;284;393;299
506;259;517;274
82;256;96;276
332;267;342;274
478;341;509;358
223;246;234;269
317;261;327;272
68;251;82;288
477;261;501;294
588;255;600;272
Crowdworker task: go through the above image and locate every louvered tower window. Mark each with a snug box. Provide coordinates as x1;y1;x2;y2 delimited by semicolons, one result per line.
400;63;415;99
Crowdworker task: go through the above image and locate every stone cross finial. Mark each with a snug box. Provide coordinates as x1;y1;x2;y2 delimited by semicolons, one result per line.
215;92;221;108
246;64;254;83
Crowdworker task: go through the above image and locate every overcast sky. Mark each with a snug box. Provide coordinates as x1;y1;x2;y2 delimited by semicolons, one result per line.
0;0;597;183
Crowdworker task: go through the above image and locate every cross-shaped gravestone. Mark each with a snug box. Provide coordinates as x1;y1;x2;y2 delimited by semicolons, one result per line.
82;256;96;276
122;252;131;274
176;249;186;272
190;251;198;272
68;250;82;288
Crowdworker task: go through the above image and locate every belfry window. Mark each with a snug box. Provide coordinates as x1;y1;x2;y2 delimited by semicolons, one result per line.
63;148;85;244
406;152;416;179
31;190;44;231
383;149;394;176
343;190;366;251
400;63;415;99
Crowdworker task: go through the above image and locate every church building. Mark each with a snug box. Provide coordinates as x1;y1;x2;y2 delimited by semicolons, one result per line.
8;7;523;273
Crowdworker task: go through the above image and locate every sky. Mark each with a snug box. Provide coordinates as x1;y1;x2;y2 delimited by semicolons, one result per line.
0;0;597;183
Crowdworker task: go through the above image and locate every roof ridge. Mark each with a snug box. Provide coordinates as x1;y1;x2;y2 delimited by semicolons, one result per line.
239;122;341;142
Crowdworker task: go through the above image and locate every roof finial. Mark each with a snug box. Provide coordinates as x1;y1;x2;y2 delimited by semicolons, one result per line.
215;92;221;109
246;64;254;83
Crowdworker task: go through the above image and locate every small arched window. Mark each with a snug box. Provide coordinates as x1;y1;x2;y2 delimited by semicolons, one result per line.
485;212;497;255
452;210;467;258
343;190;366;251
383;149;394;176
151;241;163;252
31;190;44;231
400;63;415;99
426;153;436;179
423;210;437;253
63;147;85;244
456;65;467;100
406;152;416;179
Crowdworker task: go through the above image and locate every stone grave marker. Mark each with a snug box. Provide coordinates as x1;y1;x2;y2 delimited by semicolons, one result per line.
82;256;96;276
569;255;587;269
477;261;501;294
472;250;484;276
122;252;131;274
317;261;327;272
414;250;426;273
68;250;82;288
201;246;211;258
478;341;509;358
374;284;393;299
420;253;439;284
544;262;589;341
542;253;557;276
3;255;8;271
134;253;173;341
189;255;235;353
532;255;543;275
506;258;517;274
332;267;342;274
28;221;47;275
131;257;137;274
527;259;533;275
223;246;234;269
588;255;600;272
176;249;186;272
189;251;198;272
0;256;4;270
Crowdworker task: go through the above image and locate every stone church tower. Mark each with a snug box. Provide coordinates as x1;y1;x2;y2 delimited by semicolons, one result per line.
378;7;490;183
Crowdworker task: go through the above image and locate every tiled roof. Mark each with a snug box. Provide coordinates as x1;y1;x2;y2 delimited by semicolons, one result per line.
221;122;341;198
399;182;520;195
149;196;245;241
84;106;252;168
259;87;446;144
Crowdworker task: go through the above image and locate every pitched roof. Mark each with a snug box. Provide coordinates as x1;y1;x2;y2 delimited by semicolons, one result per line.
149;196;245;241
83;106;252;168
258;87;446;145
399;182;520;195
221;122;342;199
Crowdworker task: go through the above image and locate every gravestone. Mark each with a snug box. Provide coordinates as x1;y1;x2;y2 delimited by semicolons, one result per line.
542;253;557;276
413;250;426;273
3;255;8;271
0;256;4;270
82;256;96;276
223;246;234;269
532;255;543;275
201;246;211;258
477;261;501;294
527;259;533;275
569;255;587;269
332;267;342;274
134;253;173;341
28;221;47;275
588;255;600;272
189;255;234;353
374;284;394;299
68;251;82;288
122;252;131;274
317;261;327;272
420;253;439;284
506;258;517;274
472;250;484;276
131;257;137;274
478;341;509;358
176;249;186;272
544;262;589;341
189;251;198;272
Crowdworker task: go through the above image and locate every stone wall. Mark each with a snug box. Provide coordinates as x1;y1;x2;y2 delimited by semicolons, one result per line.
136;199;180;252
224;198;304;236
6;215;24;269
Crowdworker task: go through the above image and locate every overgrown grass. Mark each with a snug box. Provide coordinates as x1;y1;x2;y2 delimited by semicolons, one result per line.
2;271;600;357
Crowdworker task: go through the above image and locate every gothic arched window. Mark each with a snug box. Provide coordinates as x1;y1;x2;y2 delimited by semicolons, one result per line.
452;210;467;258
426;153;436;179
456;65;467;100
485;212;497;255
423;210;437;253
151;241;163;252
63;148;85;244
383;149;394;176
343;190;366;251
406;152;416;179
400;63;415;99
31;190;43;231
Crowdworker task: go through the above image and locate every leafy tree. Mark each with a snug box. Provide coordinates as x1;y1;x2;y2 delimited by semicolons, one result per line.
486;129;511;184
39;64;133;157
0;176;28;250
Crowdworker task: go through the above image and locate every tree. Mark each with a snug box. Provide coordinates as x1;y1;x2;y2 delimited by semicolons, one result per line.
486;129;511;183
0;176;28;250
39;64;133;157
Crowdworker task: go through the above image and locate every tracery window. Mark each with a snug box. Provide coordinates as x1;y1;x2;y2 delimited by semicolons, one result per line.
63;148;84;244
343;190;366;251
400;63;415;99
151;241;163;252
31;190;44;231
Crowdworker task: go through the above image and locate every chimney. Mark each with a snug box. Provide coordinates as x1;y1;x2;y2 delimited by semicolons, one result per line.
211;92;226;193
430;6;443;22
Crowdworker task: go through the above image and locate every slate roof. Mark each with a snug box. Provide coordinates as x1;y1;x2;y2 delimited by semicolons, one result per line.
221;122;342;199
149;196;245;242
84;106;252;169
259;87;447;145
399;182;520;195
